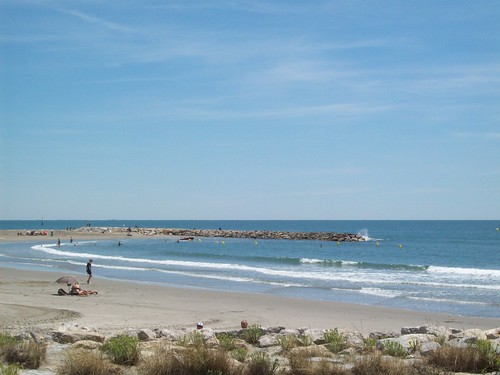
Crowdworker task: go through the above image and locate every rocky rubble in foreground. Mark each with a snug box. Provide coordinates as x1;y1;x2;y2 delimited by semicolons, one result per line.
76;226;367;242
5;324;499;374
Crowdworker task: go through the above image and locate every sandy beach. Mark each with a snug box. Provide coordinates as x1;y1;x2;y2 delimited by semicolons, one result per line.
1;266;499;336
1;229;499;336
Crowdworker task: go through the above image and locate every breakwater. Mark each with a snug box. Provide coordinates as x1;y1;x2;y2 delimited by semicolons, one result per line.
80;227;366;242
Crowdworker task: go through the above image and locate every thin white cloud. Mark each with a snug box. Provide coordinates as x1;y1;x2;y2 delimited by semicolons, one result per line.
452;132;500;140
52;6;137;33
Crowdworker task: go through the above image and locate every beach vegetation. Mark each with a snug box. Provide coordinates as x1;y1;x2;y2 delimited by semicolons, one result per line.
57;348;123;375
0;363;20;375
323;329;348;353
288;350;346;375
277;334;298;351
408;338;421;353
1;340;46;369
216;332;236;351
382;341;407;358
179;330;207;349
138;344;239;375
361;336;377;353
241;324;264;345
101;334;140;366
296;334;313;347
0;334;17;348
230;347;248;362
244;351;279;375
426;342;500;373
352;354;430;375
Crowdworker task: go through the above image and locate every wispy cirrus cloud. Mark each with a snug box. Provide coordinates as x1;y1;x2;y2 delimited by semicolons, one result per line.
452;132;500;140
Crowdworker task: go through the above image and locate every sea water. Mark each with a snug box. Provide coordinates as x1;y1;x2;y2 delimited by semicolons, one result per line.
0;220;498;318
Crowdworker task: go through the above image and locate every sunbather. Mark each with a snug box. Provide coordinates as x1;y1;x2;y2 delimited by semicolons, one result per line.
70;283;98;296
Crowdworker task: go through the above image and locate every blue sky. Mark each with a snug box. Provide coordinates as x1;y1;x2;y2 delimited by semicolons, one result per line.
1;1;499;220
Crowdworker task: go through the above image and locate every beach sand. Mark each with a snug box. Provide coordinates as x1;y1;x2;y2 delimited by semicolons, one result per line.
1;230;499;335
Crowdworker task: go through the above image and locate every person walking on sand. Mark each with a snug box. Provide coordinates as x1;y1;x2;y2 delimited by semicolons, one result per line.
86;259;93;284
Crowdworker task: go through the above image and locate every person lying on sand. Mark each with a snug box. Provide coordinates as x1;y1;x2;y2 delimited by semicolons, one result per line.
70;283;98;296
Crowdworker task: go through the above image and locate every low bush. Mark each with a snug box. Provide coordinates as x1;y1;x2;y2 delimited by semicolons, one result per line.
57;349;123;375
277;334;298;351
361;336;378;353
297;335;313;347
244;351;279;375
0;363;19;375
230;347;248;362
241;325;264;345
323;329;348;353
382;341;407;358
138;345;239;375
2;340;46;369
216;332;236;351
288;352;347;375
427;344;500;373
101;334;140;366
353;354;422;375
179;330;206;349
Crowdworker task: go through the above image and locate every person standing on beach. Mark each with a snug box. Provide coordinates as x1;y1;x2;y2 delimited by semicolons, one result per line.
86;259;93;284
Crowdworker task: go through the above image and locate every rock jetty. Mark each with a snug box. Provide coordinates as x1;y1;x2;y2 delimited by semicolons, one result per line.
78;226;366;242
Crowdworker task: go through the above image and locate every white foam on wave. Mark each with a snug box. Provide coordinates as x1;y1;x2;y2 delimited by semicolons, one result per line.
428;266;500;278
31;244;500;290
360;287;402;298
407;296;494;306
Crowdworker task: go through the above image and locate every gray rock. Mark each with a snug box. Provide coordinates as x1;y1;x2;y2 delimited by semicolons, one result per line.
137;328;157;341
420;341;441;355
258;334;278;347
52;330;105;344
302;328;326;344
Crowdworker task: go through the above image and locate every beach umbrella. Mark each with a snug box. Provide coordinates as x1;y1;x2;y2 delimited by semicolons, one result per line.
55;275;78;285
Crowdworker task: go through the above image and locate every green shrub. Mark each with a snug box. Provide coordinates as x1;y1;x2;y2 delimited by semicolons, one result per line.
244;352;279;375
57;349;122;375
475;339;500;371
288;351;347;375
0;363;19;375
323;329;348;353
277;335;298;351
241;325;264;345
427;343;499;373
382;341;407;358
2;341;46;369
216;332;236;351
297;335;313;347
353;354;414;375
138;345;238;375
101;334;140;366
0;333;17;348
230;347;248;363
361;336;378;353
179;330;206;349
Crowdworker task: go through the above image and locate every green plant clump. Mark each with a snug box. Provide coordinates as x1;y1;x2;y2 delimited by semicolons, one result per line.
0;363;20;375
101;334;140;366
277;334;298;351
382;341;408;358
57;349;123;375
323;329;349;353
2;341;46;369
241;325;264;345
244;352;279;375
216;332;236;351
230;347;248;363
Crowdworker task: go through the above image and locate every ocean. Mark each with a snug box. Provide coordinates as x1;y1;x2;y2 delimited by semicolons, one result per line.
1;220;499;318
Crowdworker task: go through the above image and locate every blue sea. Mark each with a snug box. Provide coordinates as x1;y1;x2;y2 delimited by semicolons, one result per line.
1;220;499;318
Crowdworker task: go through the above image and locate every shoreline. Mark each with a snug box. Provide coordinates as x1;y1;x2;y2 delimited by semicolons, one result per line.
1;266;499;336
